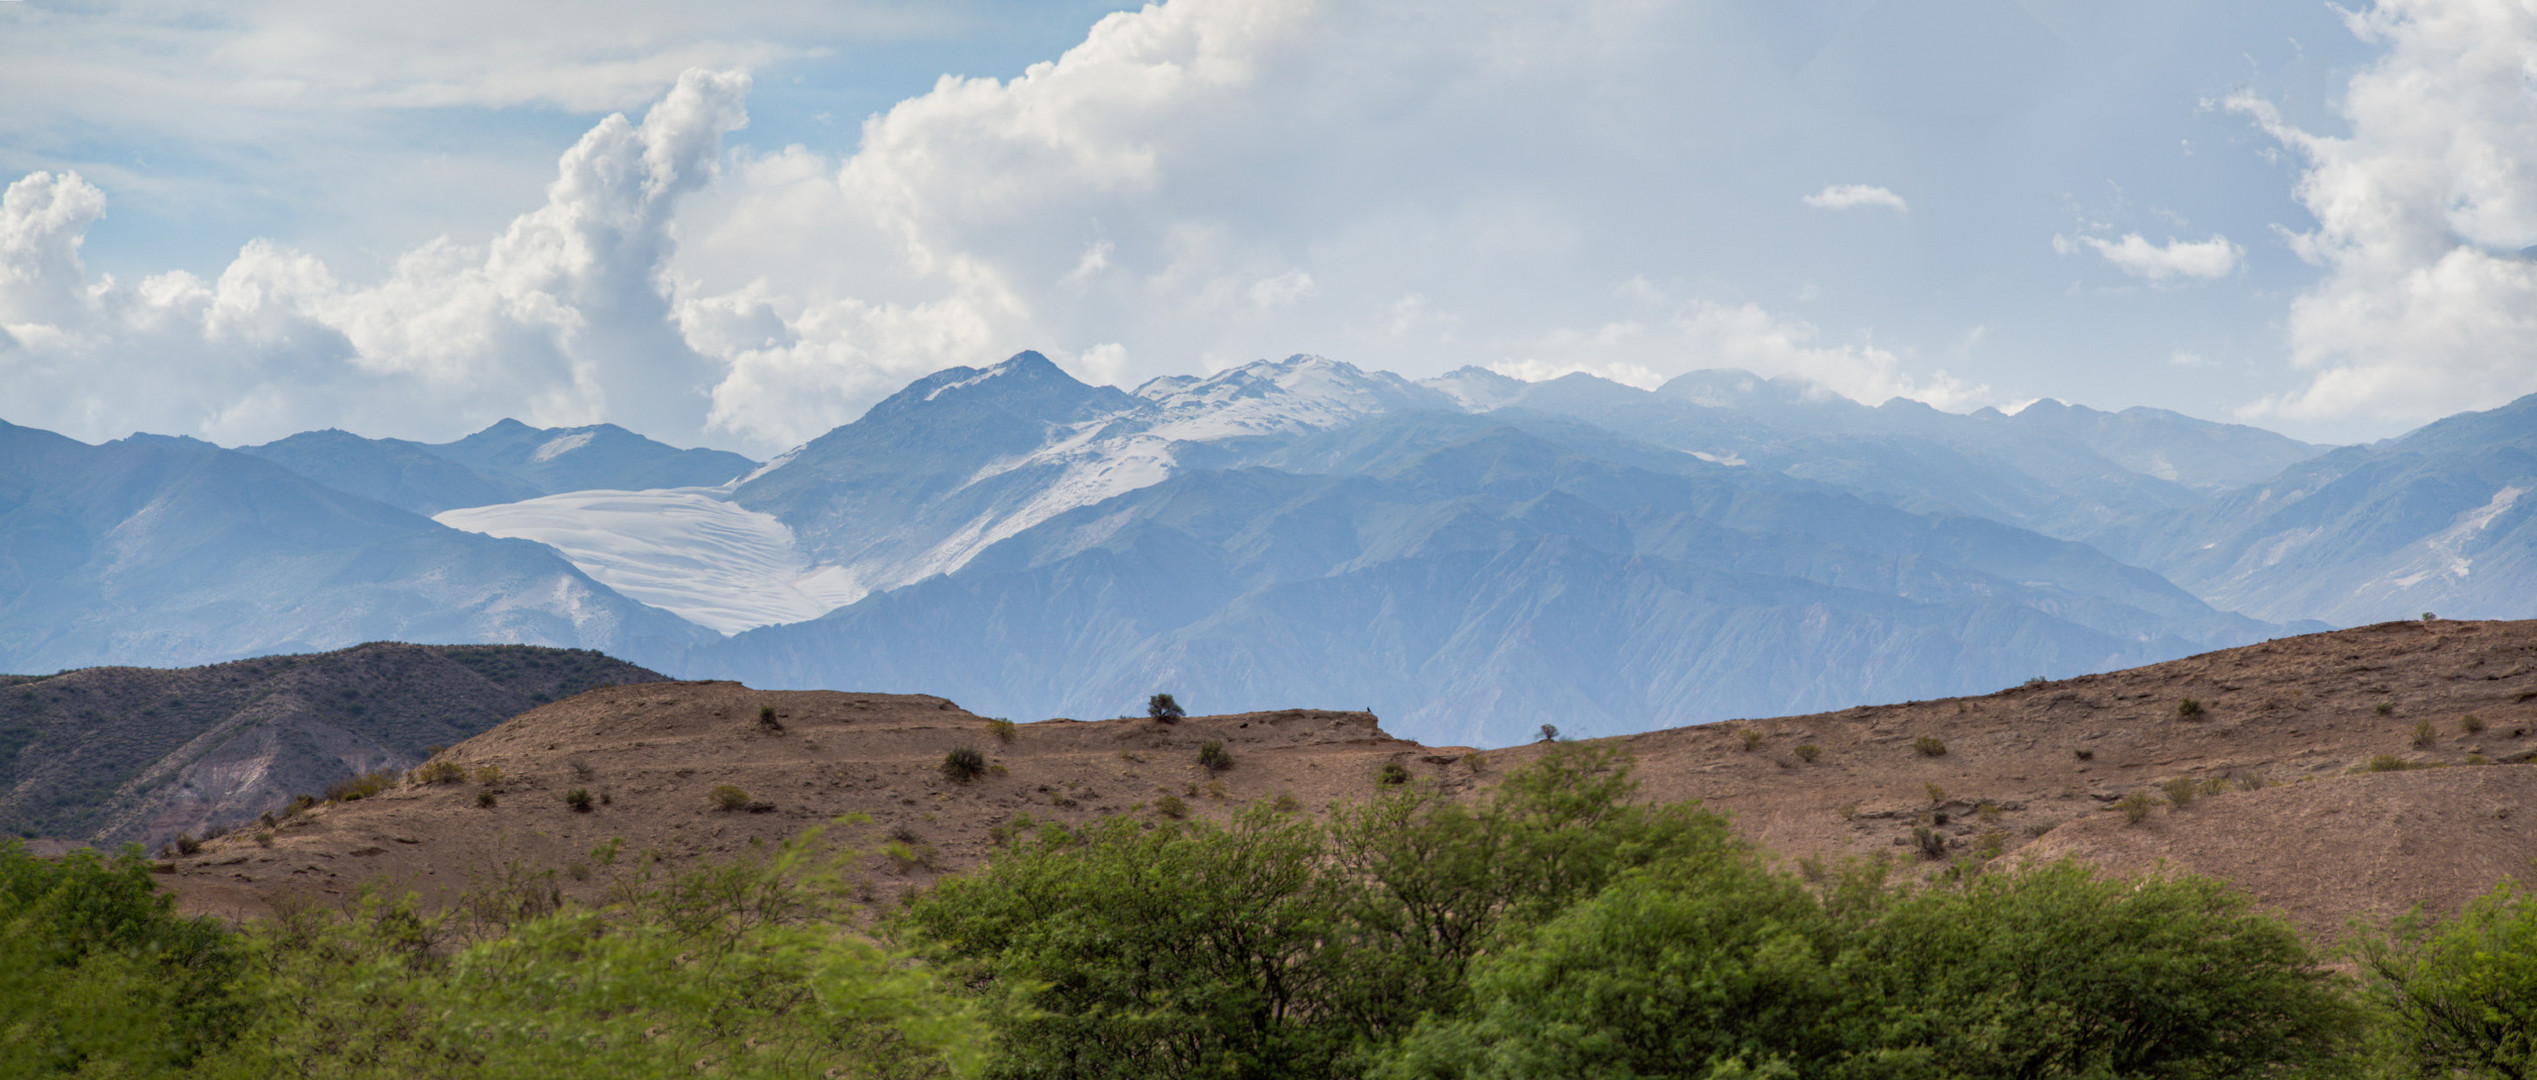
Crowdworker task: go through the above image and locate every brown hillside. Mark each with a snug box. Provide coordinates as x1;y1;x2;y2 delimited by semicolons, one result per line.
164;619;2537;937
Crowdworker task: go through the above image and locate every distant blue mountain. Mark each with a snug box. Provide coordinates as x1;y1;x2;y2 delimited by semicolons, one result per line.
240;420;758;517
0;420;710;672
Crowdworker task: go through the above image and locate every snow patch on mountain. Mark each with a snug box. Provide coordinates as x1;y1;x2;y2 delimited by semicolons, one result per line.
436;490;855;634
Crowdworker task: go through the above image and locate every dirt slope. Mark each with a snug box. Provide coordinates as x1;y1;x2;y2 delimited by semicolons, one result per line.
163;619;2537;937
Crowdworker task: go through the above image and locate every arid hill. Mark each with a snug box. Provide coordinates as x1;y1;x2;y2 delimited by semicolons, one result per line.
3;643;665;848
163;619;2537;939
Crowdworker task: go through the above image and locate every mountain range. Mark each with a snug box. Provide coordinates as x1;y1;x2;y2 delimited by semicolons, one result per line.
4;352;2532;746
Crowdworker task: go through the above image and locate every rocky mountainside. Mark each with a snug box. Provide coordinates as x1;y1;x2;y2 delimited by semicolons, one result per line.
2092;391;2537;627
1;642;664;848
160;619;2537;942
0;421;711;674
695;412;2278;747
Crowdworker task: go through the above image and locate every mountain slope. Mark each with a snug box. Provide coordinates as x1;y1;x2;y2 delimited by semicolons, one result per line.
696;419;2280;747
2095;392;2537;625
238;429;543;516
427;419;758;494
0;420;712;673
0;642;664;848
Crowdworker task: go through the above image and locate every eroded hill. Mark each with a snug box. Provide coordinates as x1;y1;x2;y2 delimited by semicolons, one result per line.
163;619;2537;938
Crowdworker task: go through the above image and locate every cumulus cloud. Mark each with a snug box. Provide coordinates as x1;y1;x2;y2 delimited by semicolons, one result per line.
2230;0;2537;429
1490;289;1991;411
2053;232;2244;280
0;69;749;445
1803;184;1909;212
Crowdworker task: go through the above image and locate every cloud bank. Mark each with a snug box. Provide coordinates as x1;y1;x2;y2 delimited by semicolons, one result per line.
2232;0;2537;428
2054;232;2244;281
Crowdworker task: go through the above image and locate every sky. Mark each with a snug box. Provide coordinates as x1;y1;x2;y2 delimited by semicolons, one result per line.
3;0;2533;456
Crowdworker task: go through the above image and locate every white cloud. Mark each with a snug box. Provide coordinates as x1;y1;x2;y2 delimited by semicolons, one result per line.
2230;0;2537;429
1802;184;1909;212
1492;296;1992;411
0;69;749;446
2053;232;2244;280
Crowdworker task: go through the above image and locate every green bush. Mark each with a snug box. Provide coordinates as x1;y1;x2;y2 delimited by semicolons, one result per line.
1147;693;1185;722
2178;698;2204;718
324;769;397;803
2117;790;2160;824
475;790;498;809
1377;762;1411;787
709;784;750;812
1155;794;1189;819
2163;776;2200;808
564;788;594;813
1792;744;1820;763
941;746;987;782
2360;880;2537;1076
757;705;783;732
987;718;1018;744
2463;714;2486;734
2412;719;2437;748
1913;735;1947;757
1198;740;1234;773
412;759;466;785
0;841;250;1073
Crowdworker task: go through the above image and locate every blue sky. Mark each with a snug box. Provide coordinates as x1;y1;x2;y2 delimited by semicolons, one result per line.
3;0;2531;454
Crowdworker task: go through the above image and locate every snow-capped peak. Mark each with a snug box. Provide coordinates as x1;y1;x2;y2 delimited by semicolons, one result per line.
1135;354;1457;440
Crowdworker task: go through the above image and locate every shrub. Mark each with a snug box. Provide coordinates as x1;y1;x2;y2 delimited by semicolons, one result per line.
564;788;594;813
1156;794;1189;819
2074;747;2095;760
987;718;1018;744
2462;714;2486;734
1271;792;1301;813
2177;698;2204;718
757;705;784;732
1537;723;1559;743
2117;791;2159;824
2361;881;2537;1074
253;831;274;847
2411;719;2437;748
1463;751;1488;771
1738;728;1764;751
1147;693;1185;723
1913;735;1948;757
324;769;396;803
1793;743;1821;763
413;759;466;785
2162;776;2200;808
473;765;505;787
171;833;202;856
710;784;750;811
2199;775;2231;798
2377;703;2396;716
1837;802;1858;821
2366;754;2412;773
475;790;498;809
1973;828;2008;860
1912;826;1948;860
1198;741;1234;773
1975;802;2002;824
1925;782;1947;805
942;746;989;782
1377;762;1411;786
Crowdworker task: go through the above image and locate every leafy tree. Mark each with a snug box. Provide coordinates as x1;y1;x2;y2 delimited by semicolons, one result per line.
1147;693;1185;722
2359;880;2537;1077
0;841;250;1075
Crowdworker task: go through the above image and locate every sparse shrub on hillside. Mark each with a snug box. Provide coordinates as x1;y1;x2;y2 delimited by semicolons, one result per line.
1463;751;1488;772
2023;675;2048;687
1925;782;1947;805
1837;802;1858;821
2199;776;2231;798
1911;826;1948;860
564;788;594;813
2377;703;2396;716
987;718;1018;744
253;830;274;847
2461;714;2485;734
1738;728;1765;751
2117;791;2159;824
568;758;595;780
942;746;988;782
2177;698;2204;718
758;705;784;732
1198;741;1233;773
2466;753;2490;766
2237;774;2271;792
1271;792;1300;813
170;833;201;856
412;760;465;785
1793;743;1821;763
1537;723;1559;743
2411;719;2437;748
1974;828;2008;860
324;770;397;803
2162;776;2200;808
1975;802;2001;824
1377;762;1411;786
1147;693;1185;723
473;765;504;787
2074;747;2094;760
1913;735;1947;757
710;784;749;812
475;790;498;809
1155;794;1189;820
2365;755;2412;773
